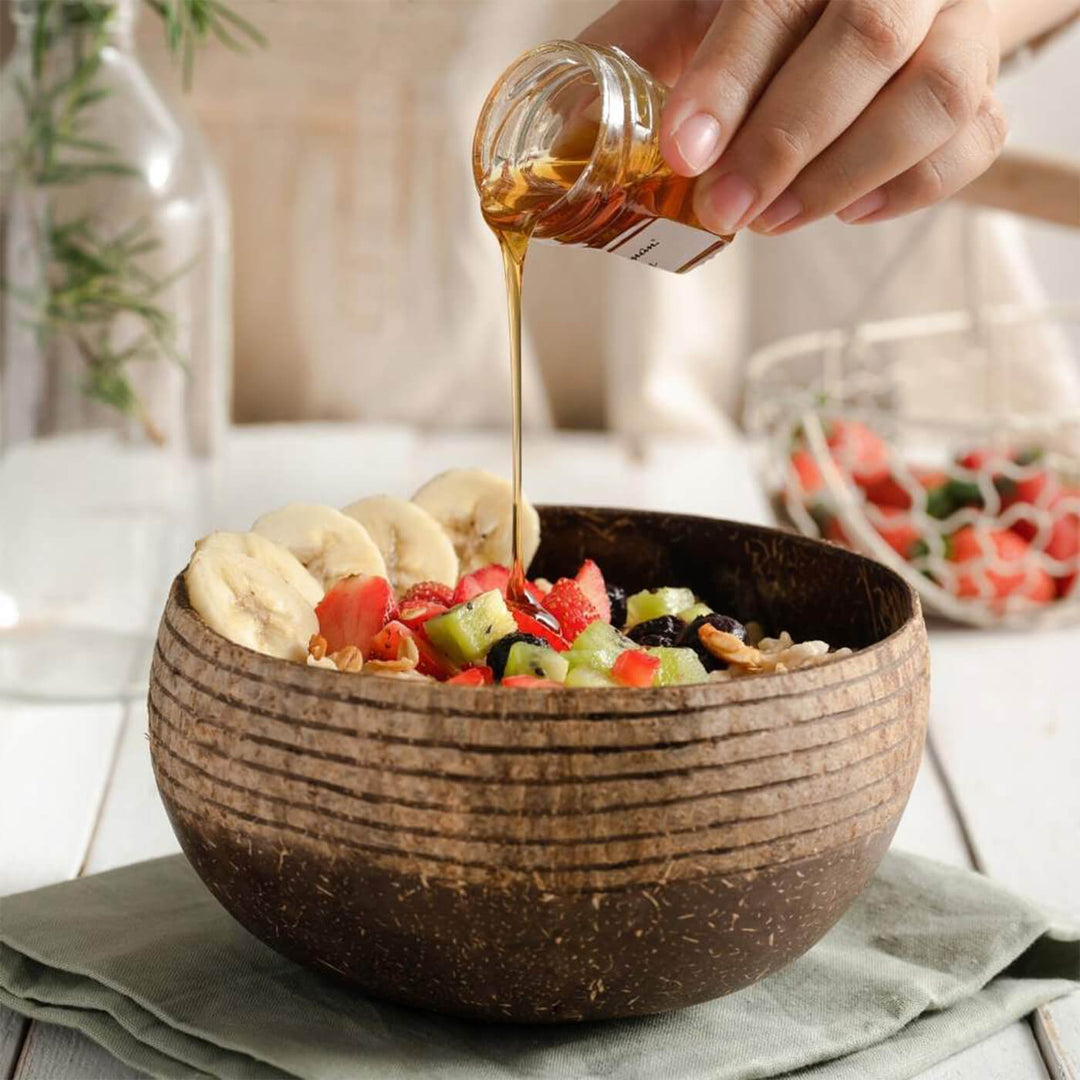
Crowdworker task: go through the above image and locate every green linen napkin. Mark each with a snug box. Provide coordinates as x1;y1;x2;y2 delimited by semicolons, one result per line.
1;852;1077;1080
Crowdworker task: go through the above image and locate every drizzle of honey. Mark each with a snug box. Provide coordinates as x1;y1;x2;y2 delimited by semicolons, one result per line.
478;120;718;614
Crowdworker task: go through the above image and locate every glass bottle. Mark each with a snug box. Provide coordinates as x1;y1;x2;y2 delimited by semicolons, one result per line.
0;0;231;700
473;40;732;273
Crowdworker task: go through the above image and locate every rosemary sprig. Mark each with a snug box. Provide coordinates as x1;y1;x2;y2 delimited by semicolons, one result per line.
1;0;263;442
145;0;266;89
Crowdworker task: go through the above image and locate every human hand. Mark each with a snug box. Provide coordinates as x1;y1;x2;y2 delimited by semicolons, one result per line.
580;0;1007;234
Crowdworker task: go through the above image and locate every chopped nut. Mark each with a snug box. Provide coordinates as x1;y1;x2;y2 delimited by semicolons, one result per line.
701;624;853;679
308;633;328;660
364;665;433;681
362;657;417;675
395;634;420;666
699;625;766;672
330;645;364;673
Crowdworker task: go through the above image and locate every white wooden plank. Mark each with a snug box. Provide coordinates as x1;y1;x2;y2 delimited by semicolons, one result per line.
1034;993;1080;1080
81;704;178;877
918;1019;1049;1080
0;705;124;896
926;624;1080;1079
0;1006;28;1076
896;751;1050;1079
12;1022;144;1080
926;625;1080;916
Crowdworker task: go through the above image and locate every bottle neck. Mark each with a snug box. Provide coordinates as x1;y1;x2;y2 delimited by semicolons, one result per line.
473;40;664;242
14;0;137;52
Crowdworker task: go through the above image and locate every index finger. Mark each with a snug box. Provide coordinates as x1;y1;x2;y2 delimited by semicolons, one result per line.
694;0;941;233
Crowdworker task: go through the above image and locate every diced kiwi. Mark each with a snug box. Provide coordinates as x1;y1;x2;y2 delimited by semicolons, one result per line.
626;588;696;628
504;642;569;683
565;666;619;688
645;646;710;686
677;602;713;624
565;649;615;674
424;589;516;666
569;620;634;668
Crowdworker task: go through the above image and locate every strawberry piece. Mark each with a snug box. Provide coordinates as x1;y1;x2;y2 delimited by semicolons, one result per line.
948;525;1053;603
870;506;922;560
612;649;661;688
542;578;602;642
957;445;1010;472
447;665;494;686
1010;514;1039;544
400;581;454;608
315;574;396;656
947;525;984;564
501;675;563;689
914;467;950;490
1002;466;1058;512
826;419;889;488
789;448;823;496
412;625;458;679
512;608;570;652
453;564;510;604
1047;488;1079;597
1007;469;1057;509
1024;569;1057;603
863;474;909;509
397;601;448;630
574;559;612;623
864;467;948;511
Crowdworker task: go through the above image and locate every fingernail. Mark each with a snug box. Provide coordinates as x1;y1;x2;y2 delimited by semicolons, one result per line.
699;172;756;233
753;190;803;233
671;112;722;174
838;189;887;223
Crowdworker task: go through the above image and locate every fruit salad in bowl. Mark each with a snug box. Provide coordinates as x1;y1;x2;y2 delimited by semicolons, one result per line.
184;468;854;689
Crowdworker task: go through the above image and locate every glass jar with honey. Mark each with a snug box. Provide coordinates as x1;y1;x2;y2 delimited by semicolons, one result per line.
473;39;731;273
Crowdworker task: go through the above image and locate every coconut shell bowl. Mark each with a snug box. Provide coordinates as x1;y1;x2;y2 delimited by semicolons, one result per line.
149;507;929;1023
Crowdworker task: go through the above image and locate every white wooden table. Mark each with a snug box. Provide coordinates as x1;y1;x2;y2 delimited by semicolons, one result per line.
2;423;1078;1080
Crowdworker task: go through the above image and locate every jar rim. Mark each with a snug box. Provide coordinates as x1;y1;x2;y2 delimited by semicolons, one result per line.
472;38;629;232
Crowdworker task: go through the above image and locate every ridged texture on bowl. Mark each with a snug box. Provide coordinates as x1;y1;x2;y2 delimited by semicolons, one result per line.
149;508;929;1022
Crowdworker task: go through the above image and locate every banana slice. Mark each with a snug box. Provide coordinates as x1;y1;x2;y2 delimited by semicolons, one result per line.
412;468;540;574
252;504;387;591
342;495;459;595
195;530;323;606
185;549;318;662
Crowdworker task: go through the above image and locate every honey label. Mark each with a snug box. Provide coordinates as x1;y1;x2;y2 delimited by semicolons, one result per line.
604;216;728;273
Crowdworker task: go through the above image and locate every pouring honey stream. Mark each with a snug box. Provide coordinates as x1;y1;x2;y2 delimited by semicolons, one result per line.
473;41;731;617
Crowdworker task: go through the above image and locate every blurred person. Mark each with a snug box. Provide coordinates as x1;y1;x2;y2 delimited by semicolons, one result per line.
174;1;1080;434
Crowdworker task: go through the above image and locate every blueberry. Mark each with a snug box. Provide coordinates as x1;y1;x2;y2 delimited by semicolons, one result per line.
678;614;747;672
486;632;547;681
606;584;628;629
627;615;683;648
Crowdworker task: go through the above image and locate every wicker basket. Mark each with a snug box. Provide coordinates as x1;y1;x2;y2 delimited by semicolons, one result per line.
745;152;1080;629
